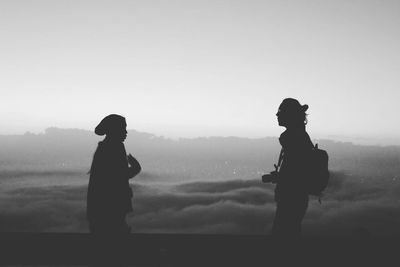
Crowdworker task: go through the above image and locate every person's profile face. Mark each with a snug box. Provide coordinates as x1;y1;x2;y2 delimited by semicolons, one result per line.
276;106;287;127
119;122;128;142
107;121;127;142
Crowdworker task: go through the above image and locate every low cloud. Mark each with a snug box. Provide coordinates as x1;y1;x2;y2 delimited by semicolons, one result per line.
0;171;400;236
0;186;88;232
130;180;275;234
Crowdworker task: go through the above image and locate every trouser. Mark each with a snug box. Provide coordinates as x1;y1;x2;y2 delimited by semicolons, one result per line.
272;195;309;238
88;213;130;234
88;214;130;266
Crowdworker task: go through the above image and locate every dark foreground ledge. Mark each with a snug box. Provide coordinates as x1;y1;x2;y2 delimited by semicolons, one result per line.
0;233;398;266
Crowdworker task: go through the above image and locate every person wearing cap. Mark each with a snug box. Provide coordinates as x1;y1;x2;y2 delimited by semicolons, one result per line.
87;114;141;234
86;114;141;265
271;98;313;238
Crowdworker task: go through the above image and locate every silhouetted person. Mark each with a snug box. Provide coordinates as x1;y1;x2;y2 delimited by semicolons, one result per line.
264;98;313;239
87;114;141;266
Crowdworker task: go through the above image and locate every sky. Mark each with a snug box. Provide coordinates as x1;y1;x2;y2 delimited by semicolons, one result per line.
1;0;400;142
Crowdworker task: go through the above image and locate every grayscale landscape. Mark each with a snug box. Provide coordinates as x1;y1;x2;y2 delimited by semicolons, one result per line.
1;128;399;236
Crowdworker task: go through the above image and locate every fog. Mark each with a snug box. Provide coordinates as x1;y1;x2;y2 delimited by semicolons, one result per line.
0;128;399;236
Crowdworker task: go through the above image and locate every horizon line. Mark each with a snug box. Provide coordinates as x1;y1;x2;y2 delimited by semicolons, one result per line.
1;126;400;147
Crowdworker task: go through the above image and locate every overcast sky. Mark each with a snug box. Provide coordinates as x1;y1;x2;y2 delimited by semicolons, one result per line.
1;0;399;142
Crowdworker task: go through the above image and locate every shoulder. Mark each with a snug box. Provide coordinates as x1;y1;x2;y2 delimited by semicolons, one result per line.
94;141;124;159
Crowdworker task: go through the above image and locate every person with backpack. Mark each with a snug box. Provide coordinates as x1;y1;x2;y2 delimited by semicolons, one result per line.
263;98;314;238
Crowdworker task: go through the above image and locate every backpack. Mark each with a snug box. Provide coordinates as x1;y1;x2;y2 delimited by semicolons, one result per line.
305;143;330;197
275;143;329;198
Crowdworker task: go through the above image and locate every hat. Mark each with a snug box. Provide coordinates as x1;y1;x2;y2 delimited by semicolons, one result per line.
94;114;126;136
280;98;308;113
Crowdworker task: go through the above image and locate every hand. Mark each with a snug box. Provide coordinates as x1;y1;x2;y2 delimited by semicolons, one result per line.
126;153;141;178
127;154;139;167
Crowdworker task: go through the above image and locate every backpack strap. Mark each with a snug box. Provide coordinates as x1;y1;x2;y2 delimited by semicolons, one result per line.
313;143;324;204
274;148;284;172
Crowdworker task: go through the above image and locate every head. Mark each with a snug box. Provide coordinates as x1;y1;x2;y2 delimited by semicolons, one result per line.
95;114;127;142
276;98;308;128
